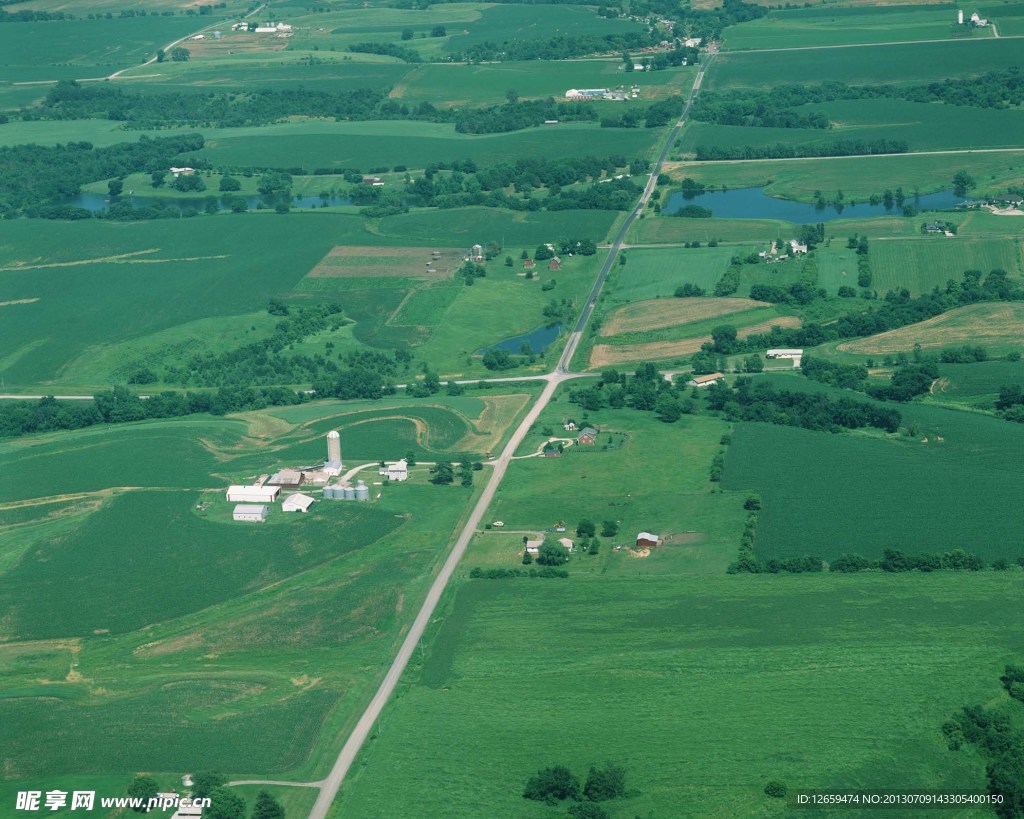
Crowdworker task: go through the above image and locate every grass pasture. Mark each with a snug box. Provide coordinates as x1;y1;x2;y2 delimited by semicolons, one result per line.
929;359;1024;408
869;236;1022;294
604;246;739;303
336;571;1024;817
839;302;1024;355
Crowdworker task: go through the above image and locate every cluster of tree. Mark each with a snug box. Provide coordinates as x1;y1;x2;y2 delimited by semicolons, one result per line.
740;270;1023;354
428;459;477;486
801;357;869;391
569;365;695;423
674;283;707;297
866;359;939;402
0;6;74;20
0;133;203;212
748;282;826;306
939;344;989;363
692;92;829;129
469;566;569;579
996;384;1024;423
523;763;627;817
535;538;571;566
454;98;597;134
673;204;712;218
453;30;658;63
694;138;908;161
128;773;285;819
943;669;1024;815
640;95;687;128
728;552;824;574
704;378;902;433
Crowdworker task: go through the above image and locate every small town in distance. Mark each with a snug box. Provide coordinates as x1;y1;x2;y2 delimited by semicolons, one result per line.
3;1;1024;817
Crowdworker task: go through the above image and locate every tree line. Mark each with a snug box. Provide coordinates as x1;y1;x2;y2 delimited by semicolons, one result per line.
453;30;658;63
694;138;909;161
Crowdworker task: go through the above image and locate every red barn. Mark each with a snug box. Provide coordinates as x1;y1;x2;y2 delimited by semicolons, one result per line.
636;532;659;548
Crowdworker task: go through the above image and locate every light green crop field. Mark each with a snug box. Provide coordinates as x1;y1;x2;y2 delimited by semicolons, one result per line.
679;99;1024;155
0;390;537;802
869;237;1022;293
0;16;206;82
391;61;694;107
336;569;1024;817
706;37;1024;91
602;246;739;303
666;149;1024;203
723;4;990;50
724;377;1024;561
194;120;662;171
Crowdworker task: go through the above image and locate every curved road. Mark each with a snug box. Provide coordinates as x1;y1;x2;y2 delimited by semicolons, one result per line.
305;49;717;819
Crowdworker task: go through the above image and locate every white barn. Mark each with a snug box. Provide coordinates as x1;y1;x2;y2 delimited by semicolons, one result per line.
226;485;280;503
381;459;409;481
282;493;315;513
766;349;803;359
233;504;268;522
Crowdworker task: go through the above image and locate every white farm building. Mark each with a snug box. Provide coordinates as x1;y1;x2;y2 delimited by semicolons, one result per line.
766;349;803;360
226;485;280;503
282;493;316;513
380;459;409;481
233;504;268;523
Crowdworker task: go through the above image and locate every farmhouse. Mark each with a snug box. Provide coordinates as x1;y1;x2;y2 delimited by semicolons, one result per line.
231;21;247;29
559;537;575;552
226;485;280;503
233;504;268;523
577;426;598;445
381;458;409;481
169;167;195;177
267;469;303;489
684;37;702;47
282;493;315;513
525;538;543;555
636;532;660;548
543;119;559;125
687;372;724;387
789;239;808;255
362;176;384;186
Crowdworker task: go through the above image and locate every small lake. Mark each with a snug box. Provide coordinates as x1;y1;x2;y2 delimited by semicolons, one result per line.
62;191;354;213
663;186;967;223
483;323;563;355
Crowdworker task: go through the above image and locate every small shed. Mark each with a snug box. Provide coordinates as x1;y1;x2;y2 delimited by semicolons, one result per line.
576;426;598;445
267;469;303;488
523;259;536;270
636;532;659;548
233;504;268;523
542;442;562;458
548;256;562;271
282;493;315;513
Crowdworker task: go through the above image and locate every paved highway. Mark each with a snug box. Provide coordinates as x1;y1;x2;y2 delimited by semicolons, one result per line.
305;49;717;819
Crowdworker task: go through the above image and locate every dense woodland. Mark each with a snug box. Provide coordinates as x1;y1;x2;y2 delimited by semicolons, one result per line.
694;138;909;161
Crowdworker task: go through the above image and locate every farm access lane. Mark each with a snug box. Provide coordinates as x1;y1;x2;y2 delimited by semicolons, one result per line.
304;48;718;819
720;33;1019;54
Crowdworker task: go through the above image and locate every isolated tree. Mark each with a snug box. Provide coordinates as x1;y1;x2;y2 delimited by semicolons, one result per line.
155;48;166;62
504;255;514;267
764;781;787;798
953;170;975;197
568;803;609;819
536;538;569;566
601;520;618;537
505;89;519;103
523;765;580;803
127;776;159;812
219;175;241;192
170;46;190;61
520;249;529;260
250;791;284;819
108;178;123;197
401;27;414;40
429;461;454;485
405;450;417;467
711;325;739;354
151;170;166;188
576;519;596;537
655;393;682;423
584;763;627;801
431;24;446;36
205;788;245;819
743;494;762;511
522;549;533;565
190;773;228;799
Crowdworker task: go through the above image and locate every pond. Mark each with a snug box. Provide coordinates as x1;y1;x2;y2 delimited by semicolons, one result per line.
482;323;563;355
662;186;967;223
61;191;354;213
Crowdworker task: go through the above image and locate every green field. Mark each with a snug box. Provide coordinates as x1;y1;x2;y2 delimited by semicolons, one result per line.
868;236;1022;293
0;391;534;804
194;120;662;172
336;570;1024;816
0;16;205;82
723;4;991;50
706;37;1024;91
680;99;1024;155
666;149;1024;203
930;359;1024;408
724;383;1024;561
603;246;739;303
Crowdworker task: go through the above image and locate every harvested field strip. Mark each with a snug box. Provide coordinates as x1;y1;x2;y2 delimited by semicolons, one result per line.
839;303;1024;354
309;245;464;278
600;297;769;337
0;298;39;307
0;251;229;271
590;316;802;367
